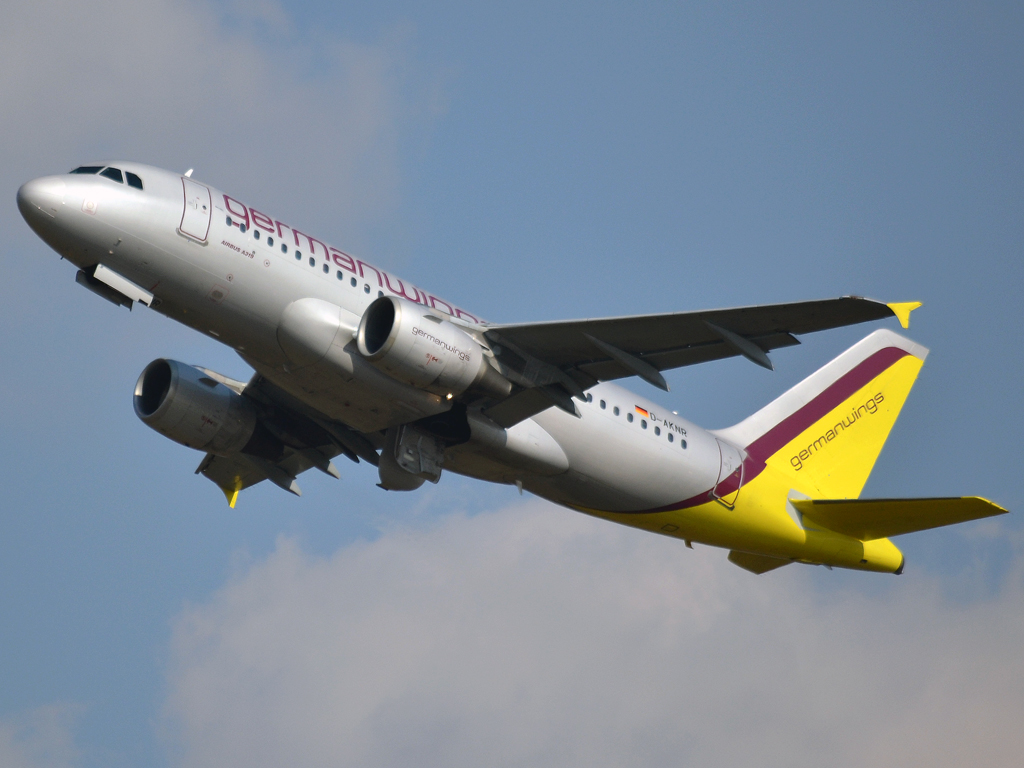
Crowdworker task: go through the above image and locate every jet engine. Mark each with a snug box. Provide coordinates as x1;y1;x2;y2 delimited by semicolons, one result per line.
134;359;257;456
356;296;511;399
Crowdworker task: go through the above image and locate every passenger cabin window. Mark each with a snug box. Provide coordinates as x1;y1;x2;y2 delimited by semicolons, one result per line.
100;167;123;183
267;236;274;247
70;166;103;174
253;230;260;240
125;172;143;190
627;413;634;422
308;257;315;267
322;264;329;274
281;244;288;253
350;277;357;287
613;406;620;416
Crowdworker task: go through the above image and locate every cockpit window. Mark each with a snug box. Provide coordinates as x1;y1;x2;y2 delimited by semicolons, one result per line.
100;167;124;183
70;166;103;174
125;172;143;190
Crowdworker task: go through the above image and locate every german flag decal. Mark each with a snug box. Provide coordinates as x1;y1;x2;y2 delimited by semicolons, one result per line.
635;406;649;417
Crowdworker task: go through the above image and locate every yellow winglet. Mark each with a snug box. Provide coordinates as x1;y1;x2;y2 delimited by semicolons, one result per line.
887;301;922;329
221;477;242;508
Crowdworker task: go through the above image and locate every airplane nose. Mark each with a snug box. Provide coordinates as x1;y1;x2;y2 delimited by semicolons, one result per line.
17;176;66;227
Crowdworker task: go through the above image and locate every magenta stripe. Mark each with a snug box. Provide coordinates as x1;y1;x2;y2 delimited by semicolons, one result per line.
744;346;909;464
620;346;911;515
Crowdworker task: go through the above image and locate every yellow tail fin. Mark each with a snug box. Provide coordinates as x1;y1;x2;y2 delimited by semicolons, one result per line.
716;329;928;500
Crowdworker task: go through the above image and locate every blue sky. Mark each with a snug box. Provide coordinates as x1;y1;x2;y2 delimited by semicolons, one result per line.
1;2;1021;766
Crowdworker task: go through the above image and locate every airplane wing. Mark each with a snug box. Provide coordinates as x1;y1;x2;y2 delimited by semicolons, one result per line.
194;373;381;506
480;297;917;427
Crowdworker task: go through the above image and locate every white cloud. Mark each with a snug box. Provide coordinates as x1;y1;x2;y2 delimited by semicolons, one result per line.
0;0;433;395
0;705;81;768
163;501;1024;768
1;0;428;250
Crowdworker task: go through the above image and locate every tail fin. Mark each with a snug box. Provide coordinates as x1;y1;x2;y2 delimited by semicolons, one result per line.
715;329;928;499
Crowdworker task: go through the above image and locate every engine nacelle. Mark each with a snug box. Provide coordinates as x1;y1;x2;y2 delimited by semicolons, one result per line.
134;359;257;456
356;296;511;399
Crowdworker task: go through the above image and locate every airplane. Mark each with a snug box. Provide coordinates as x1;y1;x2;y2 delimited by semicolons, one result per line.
17;162;1007;575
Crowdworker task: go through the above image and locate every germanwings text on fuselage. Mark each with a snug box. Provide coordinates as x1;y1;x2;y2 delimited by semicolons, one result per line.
223;194;481;323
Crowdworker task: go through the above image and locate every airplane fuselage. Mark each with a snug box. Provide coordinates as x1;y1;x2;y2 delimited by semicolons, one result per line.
23;161;967;574
19;162;724;509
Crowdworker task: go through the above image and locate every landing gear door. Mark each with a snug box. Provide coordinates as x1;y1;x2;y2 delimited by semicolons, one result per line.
180;178;212;242
712;438;745;508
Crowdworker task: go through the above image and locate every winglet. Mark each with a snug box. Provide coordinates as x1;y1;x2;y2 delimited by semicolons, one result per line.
887;301;922;329
221;477;242;508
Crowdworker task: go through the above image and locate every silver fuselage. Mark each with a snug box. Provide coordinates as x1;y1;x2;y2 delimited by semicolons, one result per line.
18;163;728;513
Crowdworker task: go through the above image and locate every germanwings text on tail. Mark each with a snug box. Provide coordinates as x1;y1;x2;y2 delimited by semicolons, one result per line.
17;162;1007;576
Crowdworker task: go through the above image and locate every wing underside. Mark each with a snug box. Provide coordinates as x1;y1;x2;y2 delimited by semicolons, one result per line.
194;373;381;505
480;296;908;427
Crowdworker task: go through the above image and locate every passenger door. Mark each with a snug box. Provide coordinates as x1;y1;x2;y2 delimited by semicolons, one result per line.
179;178;212;242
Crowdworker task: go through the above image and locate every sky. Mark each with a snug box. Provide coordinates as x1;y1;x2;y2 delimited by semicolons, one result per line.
0;1;1022;766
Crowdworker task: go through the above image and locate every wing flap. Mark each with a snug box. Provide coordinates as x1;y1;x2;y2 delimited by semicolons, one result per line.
197;453;268;506
790;496;1008;540
198;443;347;506
486;296;897;371
575;331;801;382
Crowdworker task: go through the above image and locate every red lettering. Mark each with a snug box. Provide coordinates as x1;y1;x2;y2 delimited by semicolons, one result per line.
250;209;275;232
429;295;454;315
383;272;421;303
223;196;249;230
222;195;480;322
358;260;383;286
294;229;328;258
330;248;356;272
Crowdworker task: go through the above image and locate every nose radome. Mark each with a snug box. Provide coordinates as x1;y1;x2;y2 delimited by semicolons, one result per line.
17;176;66;225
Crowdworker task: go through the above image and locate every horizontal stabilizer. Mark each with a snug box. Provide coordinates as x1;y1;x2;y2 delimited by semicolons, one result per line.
728;550;792;574
790;496;1008;540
